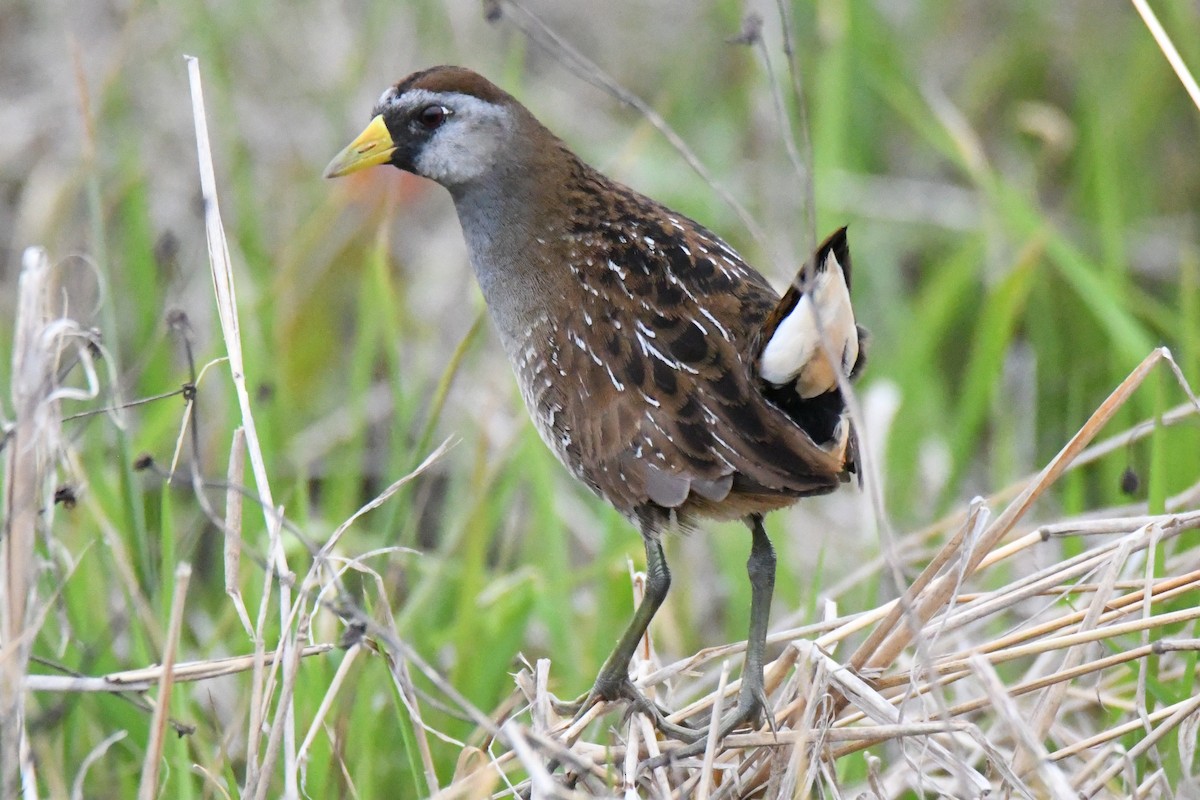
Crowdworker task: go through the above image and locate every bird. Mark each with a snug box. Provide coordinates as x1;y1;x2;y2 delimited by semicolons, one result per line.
325;65;866;754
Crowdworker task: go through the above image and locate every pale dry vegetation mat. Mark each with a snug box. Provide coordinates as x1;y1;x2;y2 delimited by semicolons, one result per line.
5;2;1200;799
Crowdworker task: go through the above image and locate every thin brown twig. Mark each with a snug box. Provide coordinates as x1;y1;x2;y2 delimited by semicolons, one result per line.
137;564;191;800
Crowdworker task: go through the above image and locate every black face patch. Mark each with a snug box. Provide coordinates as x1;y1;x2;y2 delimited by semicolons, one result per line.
373;111;424;173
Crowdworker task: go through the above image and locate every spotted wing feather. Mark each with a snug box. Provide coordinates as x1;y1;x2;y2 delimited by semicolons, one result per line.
522;171;856;531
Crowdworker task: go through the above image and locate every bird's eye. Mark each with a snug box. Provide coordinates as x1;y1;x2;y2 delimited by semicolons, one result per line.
418;105;451;129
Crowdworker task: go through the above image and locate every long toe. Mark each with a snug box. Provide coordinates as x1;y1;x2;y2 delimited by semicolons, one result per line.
550;690;589;718
641;691;769;769
626;695;702;743
562;678;701;742
613;680;702;742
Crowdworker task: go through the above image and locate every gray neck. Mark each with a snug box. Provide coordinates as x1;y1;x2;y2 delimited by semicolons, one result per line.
449;159;576;358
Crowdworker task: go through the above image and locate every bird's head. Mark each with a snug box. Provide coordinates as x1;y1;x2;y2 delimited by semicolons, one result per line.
324;65;524;189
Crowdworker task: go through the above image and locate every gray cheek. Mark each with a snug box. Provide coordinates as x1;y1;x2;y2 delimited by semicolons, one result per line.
415;133;502;185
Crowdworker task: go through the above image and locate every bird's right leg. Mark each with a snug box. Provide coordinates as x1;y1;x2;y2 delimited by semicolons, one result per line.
553;536;698;741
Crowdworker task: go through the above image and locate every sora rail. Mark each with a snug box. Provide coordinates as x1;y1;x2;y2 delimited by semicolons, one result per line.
326;66;866;750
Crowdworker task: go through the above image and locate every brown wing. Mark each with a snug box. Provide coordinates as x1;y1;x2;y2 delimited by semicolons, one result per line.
532;191;851;531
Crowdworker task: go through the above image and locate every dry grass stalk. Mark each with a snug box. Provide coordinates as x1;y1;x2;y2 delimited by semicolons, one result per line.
224;427;254;636
185;56;313;798
1130;0;1200;113
138;563;192;800
968;654;1073;799
24;645;334;693
2;247;53;795
3;247;102;795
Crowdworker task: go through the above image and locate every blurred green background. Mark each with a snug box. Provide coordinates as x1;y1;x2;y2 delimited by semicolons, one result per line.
2;0;1198;795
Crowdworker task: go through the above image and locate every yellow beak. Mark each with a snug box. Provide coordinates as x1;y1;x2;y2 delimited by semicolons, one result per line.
324;115;396;178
